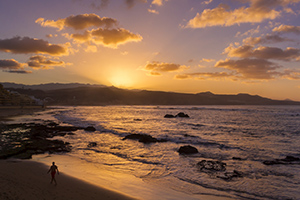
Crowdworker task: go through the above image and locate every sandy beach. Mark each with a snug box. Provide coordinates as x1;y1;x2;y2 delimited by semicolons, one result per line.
0;159;135;200
0;106;46;121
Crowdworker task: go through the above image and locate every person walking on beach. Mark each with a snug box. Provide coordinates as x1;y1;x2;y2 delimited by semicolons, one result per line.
47;162;59;185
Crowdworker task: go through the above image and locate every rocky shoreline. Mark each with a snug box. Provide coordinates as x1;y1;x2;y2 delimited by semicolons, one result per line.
0;121;96;159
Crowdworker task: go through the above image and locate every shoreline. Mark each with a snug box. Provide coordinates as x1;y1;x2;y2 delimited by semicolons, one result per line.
0;107;235;200
0;159;135;200
0;106;46;121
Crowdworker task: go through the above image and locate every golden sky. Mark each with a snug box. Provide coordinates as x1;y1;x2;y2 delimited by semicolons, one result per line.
0;0;300;101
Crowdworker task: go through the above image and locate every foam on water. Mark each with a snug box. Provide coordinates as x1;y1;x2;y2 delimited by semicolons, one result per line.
16;105;300;199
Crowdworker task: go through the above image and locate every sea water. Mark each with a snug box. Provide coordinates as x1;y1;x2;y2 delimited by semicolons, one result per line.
17;106;300;199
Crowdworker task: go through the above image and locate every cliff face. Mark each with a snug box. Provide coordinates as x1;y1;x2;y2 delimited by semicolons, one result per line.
3;84;300;106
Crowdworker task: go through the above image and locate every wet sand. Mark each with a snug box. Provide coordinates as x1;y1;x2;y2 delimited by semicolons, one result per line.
0;159;135;200
0;106;46;121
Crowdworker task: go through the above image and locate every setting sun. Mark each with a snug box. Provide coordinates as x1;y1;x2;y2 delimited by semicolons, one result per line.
109;70;134;88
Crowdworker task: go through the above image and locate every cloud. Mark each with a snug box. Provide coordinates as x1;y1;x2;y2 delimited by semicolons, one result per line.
202;0;213;5
281;69;300;80
148;9;159;14
243;34;293;45
186;0;292;28
225;44;300;61
200;58;215;63
5;70;32;74
36;13;118;30
151;0;168;6
0;59;32;74
143;61;188;76
66;28;142;48
0;36;69;56
215;58;280;80
273;24;300;34
0;59;24;70
175;72;231;80
27;55;70;69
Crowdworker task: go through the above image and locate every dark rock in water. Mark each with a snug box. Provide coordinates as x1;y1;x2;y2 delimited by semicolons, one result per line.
123;133;158;144
164;114;175;118
197;160;226;171
263;156;300;165
84;126;96;132
175;112;190;118
178;145;198;154
88;142;97;148
217;170;243;180
47;122;59;127
232;157;244;160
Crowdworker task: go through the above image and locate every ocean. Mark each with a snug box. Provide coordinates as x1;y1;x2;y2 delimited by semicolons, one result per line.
13;105;300;199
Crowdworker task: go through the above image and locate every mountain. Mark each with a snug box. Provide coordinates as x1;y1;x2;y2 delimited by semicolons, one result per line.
2;83;300;105
1;82;105;91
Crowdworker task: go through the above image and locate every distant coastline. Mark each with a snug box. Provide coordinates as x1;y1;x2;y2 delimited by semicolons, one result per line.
2;82;300;106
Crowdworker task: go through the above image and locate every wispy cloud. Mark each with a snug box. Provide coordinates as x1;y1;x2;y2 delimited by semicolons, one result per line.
186;0;298;28
27;55;70;69
143;61;189;76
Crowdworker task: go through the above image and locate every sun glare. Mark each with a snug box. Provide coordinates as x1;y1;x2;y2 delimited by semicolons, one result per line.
109;71;134;88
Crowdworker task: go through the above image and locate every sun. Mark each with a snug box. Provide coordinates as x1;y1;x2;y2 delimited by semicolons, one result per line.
109;70;134;88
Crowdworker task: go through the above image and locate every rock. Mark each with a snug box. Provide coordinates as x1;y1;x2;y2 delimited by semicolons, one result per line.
217;170;243;180
123;133;159;144
84;126;96;132
197;160;226;171
88;142;97;147
178;145;198;154
263;156;300;165
232;157;243;160
175;112;190;118
164;114;175;118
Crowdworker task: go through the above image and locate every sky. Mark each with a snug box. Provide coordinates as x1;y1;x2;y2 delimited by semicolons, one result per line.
1;0;300;101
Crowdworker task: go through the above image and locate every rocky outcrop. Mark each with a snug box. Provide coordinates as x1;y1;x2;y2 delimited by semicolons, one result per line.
87;142;97;147
85;126;96;132
122;133;167;144
178;145;198;154
164;112;190;118
263;156;300;165
197;160;226;171
0;122;95;159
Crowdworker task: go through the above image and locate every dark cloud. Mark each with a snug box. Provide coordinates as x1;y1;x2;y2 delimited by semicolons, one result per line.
36;13;118;30
27;55;67;69
0;59;24;70
5;70;32;74
225;44;300;61
243;34;293;45
215;58;280;80
66;28;142;48
0;36;69;55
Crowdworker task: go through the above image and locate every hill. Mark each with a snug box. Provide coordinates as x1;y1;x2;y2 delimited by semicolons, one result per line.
2;83;300;106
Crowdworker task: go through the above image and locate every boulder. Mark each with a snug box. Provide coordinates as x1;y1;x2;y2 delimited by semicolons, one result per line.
197;160;226;171
178;145;198;154
84;126;96;132
175;112;190;118
87;142;97;147
217;170;243;181
164;114;175;118
123;133;158;144
263;156;300;165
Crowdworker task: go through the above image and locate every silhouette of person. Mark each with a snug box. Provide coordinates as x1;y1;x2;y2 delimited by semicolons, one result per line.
47;162;59;185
